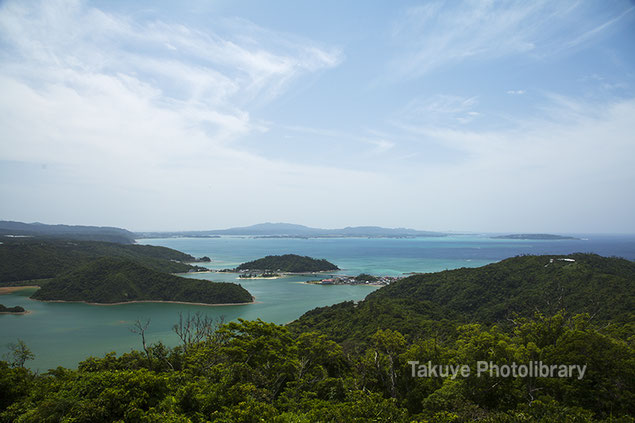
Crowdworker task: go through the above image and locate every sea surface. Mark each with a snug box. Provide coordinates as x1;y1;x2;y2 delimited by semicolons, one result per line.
1;234;634;371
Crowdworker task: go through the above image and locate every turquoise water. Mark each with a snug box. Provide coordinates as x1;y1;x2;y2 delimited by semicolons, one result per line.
1;234;633;371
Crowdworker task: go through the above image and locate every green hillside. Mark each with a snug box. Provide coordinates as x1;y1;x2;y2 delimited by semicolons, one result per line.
30;257;252;304
1;254;633;421
290;253;635;343
0;239;207;283
236;254;339;272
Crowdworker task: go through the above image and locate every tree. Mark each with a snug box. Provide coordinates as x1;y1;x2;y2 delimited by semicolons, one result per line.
130;318;151;366
173;312;224;353
5;339;34;368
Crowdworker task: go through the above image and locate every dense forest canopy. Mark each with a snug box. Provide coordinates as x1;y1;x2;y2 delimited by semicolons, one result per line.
236;254;339;273
290;253;634;344
30;258;252;304
1;253;633;422
0;239;206;283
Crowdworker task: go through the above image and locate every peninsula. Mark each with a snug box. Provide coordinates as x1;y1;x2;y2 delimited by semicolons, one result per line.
30;257;253;305
0;238;209;284
0;304;26;314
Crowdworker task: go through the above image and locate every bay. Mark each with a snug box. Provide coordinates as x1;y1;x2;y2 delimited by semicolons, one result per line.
1;234;633;371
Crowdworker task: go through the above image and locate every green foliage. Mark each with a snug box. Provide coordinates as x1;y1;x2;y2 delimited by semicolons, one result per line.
0;238;205;283
4;340;34;368
354;273;378;282
0;312;633;422
1;254;633;422
0;304;25;313
30;257;252;304
291;253;634;343
236;254;339;273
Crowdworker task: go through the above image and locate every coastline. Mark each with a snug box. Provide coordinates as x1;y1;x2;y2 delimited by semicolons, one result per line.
238;276;284;280
0;285;40;295
30;296;257;307
300;281;385;287
208;270;341;278
0;310;32;315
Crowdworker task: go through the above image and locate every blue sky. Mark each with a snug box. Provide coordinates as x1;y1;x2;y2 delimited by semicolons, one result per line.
0;0;634;232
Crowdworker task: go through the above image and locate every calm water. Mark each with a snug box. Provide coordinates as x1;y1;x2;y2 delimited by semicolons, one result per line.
1;234;634;371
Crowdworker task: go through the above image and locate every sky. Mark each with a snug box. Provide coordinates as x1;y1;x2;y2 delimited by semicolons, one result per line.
1;0;634;233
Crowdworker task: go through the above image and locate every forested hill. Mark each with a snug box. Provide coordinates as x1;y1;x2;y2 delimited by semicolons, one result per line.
236;254;339;272
0;239;207;283
31;258;252;304
291;253;634;343
0;220;135;244
2;253;633;421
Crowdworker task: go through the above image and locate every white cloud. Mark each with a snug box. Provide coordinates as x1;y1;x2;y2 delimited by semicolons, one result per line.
506;90;526;95
386;97;635;232
0;0;343;164
0;0;375;230
364;139;395;155
395;95;480;126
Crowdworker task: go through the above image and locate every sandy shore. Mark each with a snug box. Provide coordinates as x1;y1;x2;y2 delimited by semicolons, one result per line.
31;296;257;307
0;285;40;295
0;310;32;315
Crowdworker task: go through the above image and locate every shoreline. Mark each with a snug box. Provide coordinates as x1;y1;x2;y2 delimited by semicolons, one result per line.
238;276;284;280
0;310;32;315
209;270;341;277
0;285;40;295
30;296;257;307
300;281;386;287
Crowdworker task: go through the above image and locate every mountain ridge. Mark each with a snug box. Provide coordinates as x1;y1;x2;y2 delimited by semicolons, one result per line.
136;222;447;238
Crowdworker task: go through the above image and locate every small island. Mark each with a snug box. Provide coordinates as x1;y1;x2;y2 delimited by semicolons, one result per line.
193;256;211;262
492;234;580;240
235;254;339;273
0;304;27;314
31;257;253;305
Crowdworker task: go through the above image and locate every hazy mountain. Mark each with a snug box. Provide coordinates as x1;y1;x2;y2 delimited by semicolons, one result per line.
136;222;447;238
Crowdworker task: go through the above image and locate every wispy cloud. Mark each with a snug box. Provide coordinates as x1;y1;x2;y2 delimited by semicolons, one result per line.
388;0;633;80
562;6;634;49
394;95;481;127
0;0;374;229
0;0;344;162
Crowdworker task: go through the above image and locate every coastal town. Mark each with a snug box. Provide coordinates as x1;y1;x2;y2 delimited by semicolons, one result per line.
305;273;402;286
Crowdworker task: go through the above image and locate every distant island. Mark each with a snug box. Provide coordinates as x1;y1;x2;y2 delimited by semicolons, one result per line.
136;222;448;239
31;257;253;305
0;303;26;314
492;233;580;240
235;254;339;273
